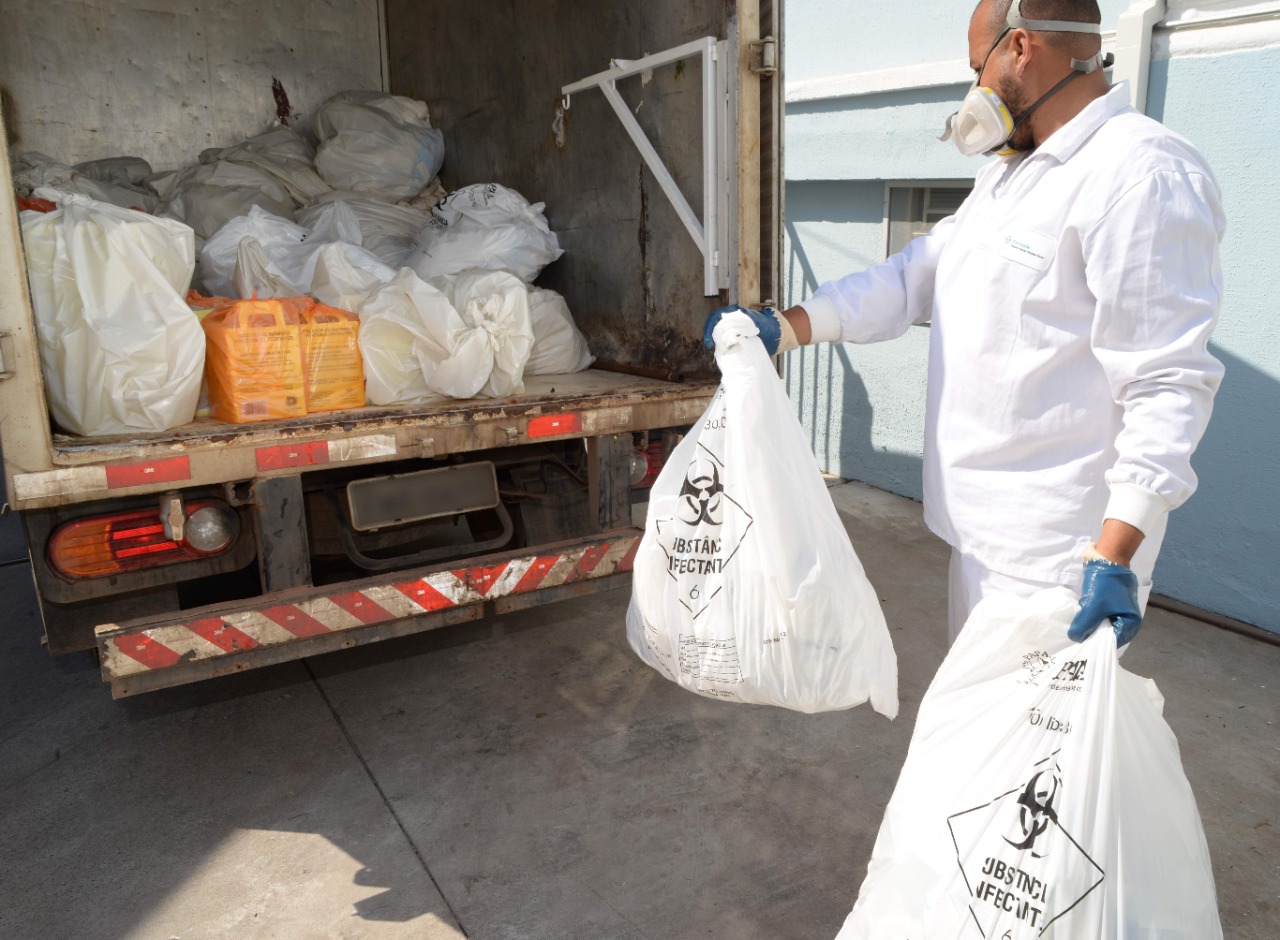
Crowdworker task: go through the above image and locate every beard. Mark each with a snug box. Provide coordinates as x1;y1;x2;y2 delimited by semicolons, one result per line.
996;72;1037;152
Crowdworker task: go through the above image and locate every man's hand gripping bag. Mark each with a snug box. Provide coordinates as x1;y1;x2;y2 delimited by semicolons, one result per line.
835;588;1222;940
626;311;898;716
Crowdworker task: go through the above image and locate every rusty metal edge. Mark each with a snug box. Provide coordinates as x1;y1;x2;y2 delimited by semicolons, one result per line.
107;604;487;699
493;570;632;614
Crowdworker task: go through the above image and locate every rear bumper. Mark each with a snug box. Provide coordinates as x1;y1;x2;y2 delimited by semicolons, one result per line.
95;530;640;698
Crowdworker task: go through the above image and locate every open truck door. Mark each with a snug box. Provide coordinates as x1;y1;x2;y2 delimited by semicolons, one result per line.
0;0;783;696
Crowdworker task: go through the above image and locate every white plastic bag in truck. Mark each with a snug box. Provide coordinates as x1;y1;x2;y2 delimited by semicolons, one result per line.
154;161;298;241
835;588;1222;940
209;126;332;205
12;153;160;212
406;183;564;283
200;205;389;301
199;207;311;297
313;91;445;202
309;242;396;312
429;269;534;398
626;311;899;715
20;193;204;436
299;195;431;268
526;287;593;375
357;269;488;404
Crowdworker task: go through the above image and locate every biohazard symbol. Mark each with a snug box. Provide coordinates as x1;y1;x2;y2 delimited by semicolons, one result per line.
677;461;725;526
1020;650;1055;684
1003;769;1060;857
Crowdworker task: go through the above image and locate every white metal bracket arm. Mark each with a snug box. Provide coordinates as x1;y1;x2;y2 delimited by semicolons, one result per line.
562;37;729;296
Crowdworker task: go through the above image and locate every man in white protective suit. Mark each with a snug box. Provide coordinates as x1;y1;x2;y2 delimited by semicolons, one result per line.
704;0;1225;646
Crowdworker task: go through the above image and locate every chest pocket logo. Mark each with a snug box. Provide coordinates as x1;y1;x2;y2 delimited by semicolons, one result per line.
999;229;1057;272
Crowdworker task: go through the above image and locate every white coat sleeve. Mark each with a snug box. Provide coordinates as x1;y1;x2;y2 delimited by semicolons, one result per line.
1083;168;1225;535
797;214;957;345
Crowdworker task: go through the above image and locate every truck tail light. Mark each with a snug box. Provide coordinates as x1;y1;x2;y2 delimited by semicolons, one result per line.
48;500;240;579
632;440;667;489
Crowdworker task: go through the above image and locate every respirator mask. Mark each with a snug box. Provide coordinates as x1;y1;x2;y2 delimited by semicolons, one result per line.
940;0;1112;157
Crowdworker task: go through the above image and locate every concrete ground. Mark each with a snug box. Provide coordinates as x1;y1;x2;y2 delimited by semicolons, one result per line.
0;482;1275;939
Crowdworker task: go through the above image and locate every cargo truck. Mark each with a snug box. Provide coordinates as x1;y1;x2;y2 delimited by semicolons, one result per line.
0;0;783;697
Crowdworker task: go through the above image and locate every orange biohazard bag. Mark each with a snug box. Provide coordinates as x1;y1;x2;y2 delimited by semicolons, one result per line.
301;304;365;413
202;298;308;423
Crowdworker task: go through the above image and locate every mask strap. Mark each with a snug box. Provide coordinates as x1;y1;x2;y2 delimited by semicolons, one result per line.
1071;51;1116;73
1007;0;1102;35
1010;72;1080;130
995;45;1113;153
939;113;958;143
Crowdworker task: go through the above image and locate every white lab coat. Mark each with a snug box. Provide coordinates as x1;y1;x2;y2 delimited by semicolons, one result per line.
799;83;1225;584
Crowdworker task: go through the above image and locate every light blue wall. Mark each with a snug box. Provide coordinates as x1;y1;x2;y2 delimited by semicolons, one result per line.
786;1;973;82
784;182;930;499
783;7;1280;632
787;87;975;181
1141;45;1280;630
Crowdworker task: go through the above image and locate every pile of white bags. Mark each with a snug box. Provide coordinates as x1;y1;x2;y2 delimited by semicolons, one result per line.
15;87;589;431
20;192;204;435
406;183;563;283
835;588;1222;939
626;311;899;715
526;288;593;375
314;92;445;201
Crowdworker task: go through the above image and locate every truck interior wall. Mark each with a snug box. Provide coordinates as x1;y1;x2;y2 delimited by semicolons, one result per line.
0;0;383;170
386;0;734;380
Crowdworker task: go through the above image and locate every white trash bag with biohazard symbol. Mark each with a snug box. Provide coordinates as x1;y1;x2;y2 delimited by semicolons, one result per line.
625;311;898;716
835;587;1221;940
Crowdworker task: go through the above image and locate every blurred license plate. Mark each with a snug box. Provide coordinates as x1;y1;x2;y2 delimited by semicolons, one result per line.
347;462;499;532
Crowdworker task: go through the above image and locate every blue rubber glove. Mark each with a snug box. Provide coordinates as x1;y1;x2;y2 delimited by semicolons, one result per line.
703;304;783;354
1068;556;1143;646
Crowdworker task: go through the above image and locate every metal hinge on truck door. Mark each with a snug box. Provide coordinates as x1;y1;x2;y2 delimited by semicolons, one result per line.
561;38;731;297
749;37;778;76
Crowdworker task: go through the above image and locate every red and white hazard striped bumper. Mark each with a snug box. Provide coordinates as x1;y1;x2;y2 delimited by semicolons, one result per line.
96;532;640;697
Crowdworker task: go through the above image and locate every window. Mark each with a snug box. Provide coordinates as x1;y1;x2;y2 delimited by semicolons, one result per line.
883;183;973;258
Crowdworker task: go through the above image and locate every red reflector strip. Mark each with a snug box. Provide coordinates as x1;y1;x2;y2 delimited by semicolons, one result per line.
329;591;394;625
255;442;330;472
527;413;583;438
569;544;612;582
618;539;641;572
393;578;456;612
187;618;259;654
105;456;191;490
260;605;332;638
513;554;561;593
112;633;182;670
